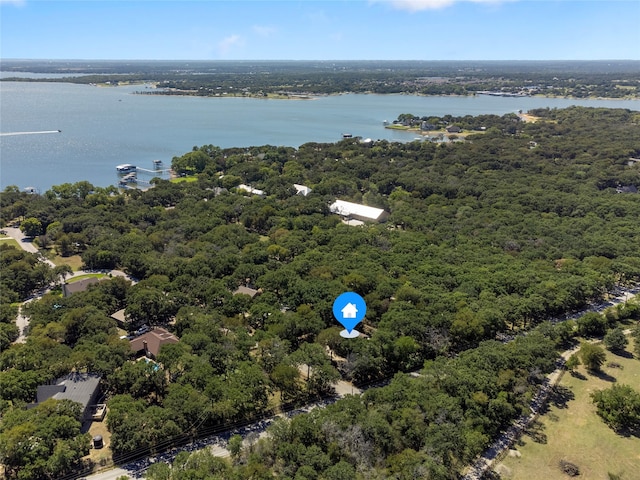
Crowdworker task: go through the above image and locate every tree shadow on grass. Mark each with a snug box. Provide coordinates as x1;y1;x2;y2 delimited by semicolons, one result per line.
610;349;634;359
524;419;547;444
590;369;617;382
569;370;587;380
538;384;575;415
613;425;640;439
548;385;575;409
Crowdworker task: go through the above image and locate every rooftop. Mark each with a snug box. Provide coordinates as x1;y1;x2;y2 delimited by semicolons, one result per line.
62;277;102;297
129;327;179;357
36;373;101;411
329;199;388;221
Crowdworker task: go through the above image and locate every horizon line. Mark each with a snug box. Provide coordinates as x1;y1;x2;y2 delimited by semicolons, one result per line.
3;58;640;63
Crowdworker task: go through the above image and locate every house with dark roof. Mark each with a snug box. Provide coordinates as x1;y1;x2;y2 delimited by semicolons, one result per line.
616;184;638;194
129;327;179;358
32;373;102;421
446;125;462;134
62;277;102;297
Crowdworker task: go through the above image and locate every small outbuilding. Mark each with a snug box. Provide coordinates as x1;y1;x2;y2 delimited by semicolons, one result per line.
233;285;260;298
93;435;104;449
293;184;312;196
237;184;266;197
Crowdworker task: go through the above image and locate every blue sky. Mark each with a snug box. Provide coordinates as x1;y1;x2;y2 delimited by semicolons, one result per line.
1;0;639;60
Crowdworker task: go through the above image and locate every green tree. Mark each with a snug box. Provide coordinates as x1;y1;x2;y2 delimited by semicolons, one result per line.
603;327;628;352
565;353;581;372
19;217;43;238
591;384;640;432
0;399;90;480
577;312;607;337
579;342;607;372
228;434;244;459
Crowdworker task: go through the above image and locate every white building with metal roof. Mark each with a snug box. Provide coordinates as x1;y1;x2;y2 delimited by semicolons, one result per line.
329;199;388;223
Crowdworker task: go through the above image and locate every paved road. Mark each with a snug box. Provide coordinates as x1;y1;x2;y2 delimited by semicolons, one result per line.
6;227;135;345
3;226;56;267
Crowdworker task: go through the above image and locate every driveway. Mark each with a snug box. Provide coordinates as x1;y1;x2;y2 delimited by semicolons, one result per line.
3;226;56;267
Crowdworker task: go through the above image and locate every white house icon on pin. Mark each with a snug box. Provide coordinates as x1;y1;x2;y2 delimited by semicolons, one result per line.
341;303;358;319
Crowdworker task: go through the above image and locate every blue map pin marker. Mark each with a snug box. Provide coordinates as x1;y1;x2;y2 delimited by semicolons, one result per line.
333;292;366;338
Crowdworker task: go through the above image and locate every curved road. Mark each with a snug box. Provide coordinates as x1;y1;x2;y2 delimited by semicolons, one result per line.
6;226;135;343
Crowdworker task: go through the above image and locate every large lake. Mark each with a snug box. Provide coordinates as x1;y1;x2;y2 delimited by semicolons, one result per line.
1;80;639;191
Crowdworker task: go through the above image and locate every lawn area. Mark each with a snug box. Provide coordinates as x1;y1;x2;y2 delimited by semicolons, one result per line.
495;337;640;479
66;273;107;283
170;175;197;183
51;253;84;270
0;237;21;249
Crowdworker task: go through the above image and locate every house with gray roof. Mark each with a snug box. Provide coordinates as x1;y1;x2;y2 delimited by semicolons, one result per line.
33;373;102;421
62;277;102;297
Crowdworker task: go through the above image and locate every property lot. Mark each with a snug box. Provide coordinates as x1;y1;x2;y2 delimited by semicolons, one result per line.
496;338;640;479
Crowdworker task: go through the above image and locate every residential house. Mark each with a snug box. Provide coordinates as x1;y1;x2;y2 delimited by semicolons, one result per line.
293;184;312;196
233;285;260;298
62;277;102;297
329;199;389;223
31;373;102;421
237;184;266;197
129;327;179;359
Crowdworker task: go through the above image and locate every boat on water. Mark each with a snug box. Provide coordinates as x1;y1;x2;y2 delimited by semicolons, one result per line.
116;164;136;173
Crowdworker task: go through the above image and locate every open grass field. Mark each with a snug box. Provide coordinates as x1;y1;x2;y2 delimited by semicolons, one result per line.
51;253;84;270
495;337;640;480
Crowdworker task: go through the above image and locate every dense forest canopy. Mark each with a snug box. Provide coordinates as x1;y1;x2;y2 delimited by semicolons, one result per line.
1;106;640;479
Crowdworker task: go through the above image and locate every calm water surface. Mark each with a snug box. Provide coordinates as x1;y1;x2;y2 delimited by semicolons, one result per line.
1;81;639;191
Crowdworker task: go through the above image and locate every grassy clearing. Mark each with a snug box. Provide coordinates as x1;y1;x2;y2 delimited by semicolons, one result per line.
52;254;84;270
496;337;640;479
170;176;197;183
66;273;107;283
0;237;21;249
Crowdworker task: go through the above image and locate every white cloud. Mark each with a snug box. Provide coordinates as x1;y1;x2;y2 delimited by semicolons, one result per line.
252;25;277;37
0;0;26;6
217;34;244;56
375;0;514;12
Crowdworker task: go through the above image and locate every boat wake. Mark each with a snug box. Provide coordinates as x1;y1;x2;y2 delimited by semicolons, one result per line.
0;130;61;137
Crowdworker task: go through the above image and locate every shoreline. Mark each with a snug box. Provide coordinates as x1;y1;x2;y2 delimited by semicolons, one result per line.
2;77;637;102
